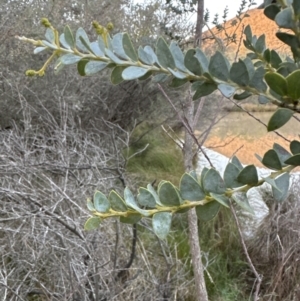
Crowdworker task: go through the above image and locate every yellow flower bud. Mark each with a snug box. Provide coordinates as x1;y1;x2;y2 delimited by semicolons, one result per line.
92;20;99;28
106;22;114;31
41;18;51;28
25;70;37;77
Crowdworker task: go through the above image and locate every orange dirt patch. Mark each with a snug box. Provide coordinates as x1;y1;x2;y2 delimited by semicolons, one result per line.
202;134;297;168
201;7;290;58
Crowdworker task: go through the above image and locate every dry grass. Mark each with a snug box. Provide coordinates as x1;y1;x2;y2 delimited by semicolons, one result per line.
247;180;300;301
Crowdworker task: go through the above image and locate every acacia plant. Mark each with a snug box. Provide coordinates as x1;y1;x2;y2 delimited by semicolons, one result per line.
19;0;300;299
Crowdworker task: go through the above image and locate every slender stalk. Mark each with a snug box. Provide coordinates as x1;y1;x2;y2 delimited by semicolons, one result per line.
229;202;262;301
184;2;208;300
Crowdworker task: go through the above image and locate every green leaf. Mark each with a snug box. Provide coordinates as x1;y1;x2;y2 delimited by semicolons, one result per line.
64;25;75;48
168;68;187;79
85;61;108;75
123;33;138;62
194;49;209;73
86;198;95;212
224;163;244;188
273;143;291;165
293;0;300;16
108;190;127;212
232;193;254;215
122;66;149;80
147;184;163;206
196;201;220;222
137;187;156;208
60;53;82;65
233;91;252;100
156;37;175;69
105;48;127;65
264;177;281;192
45;28;55;43
237;165;258;185
179;173;205;201
124;187;150;216
255;34;266;53
262;149;282;170
277;62;297;77
200;167;209;189
59;34;71;49
193;82;217;100
218;84;236;98
244;25;252;42
144;46;159;65
97;36;106;54
290;140;300;155
275;7;294;29
184;49;202;75
264;72;287;96
111;33;128;60
231;156;243;170
267;108;293;131
120;214;141;224
170;41;187;71
189;170;197;180
243;57;255;79
42;40;58;49
93;191;110;213
138;71;152;81
264;4;280;20
75;27;91;52
286;70;300;100
111;66;126;85
153;73;169;83
34;47;47;54
272;173;290;202
263;48;271;62
152;212;172;240
138;46;154;65
284;154;300;166
276;32;299;49
208;51;230;81
84;217;102;230
202;169;226;194
210;193;230;208
255;153;263;163
270;50;282;69
258;95;269;104
77;59;89;76
158;182;181;206
54;58;65;74
249;67;267;92
230;59;249;86
169;78;188;88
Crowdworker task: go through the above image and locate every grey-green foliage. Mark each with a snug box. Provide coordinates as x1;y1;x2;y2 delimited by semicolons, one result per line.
19;1;300;239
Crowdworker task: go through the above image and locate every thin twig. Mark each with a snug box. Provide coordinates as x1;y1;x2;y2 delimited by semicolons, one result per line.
229;202;262;301
230;99;291;142
157;84;214;168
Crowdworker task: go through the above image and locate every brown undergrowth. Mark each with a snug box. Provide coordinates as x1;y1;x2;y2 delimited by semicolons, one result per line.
247;180;300;301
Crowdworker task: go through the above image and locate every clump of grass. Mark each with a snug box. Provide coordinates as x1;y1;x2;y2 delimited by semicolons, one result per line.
247;179;300;300
199;208;249;300
168;208;249;301
125;124;185;186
